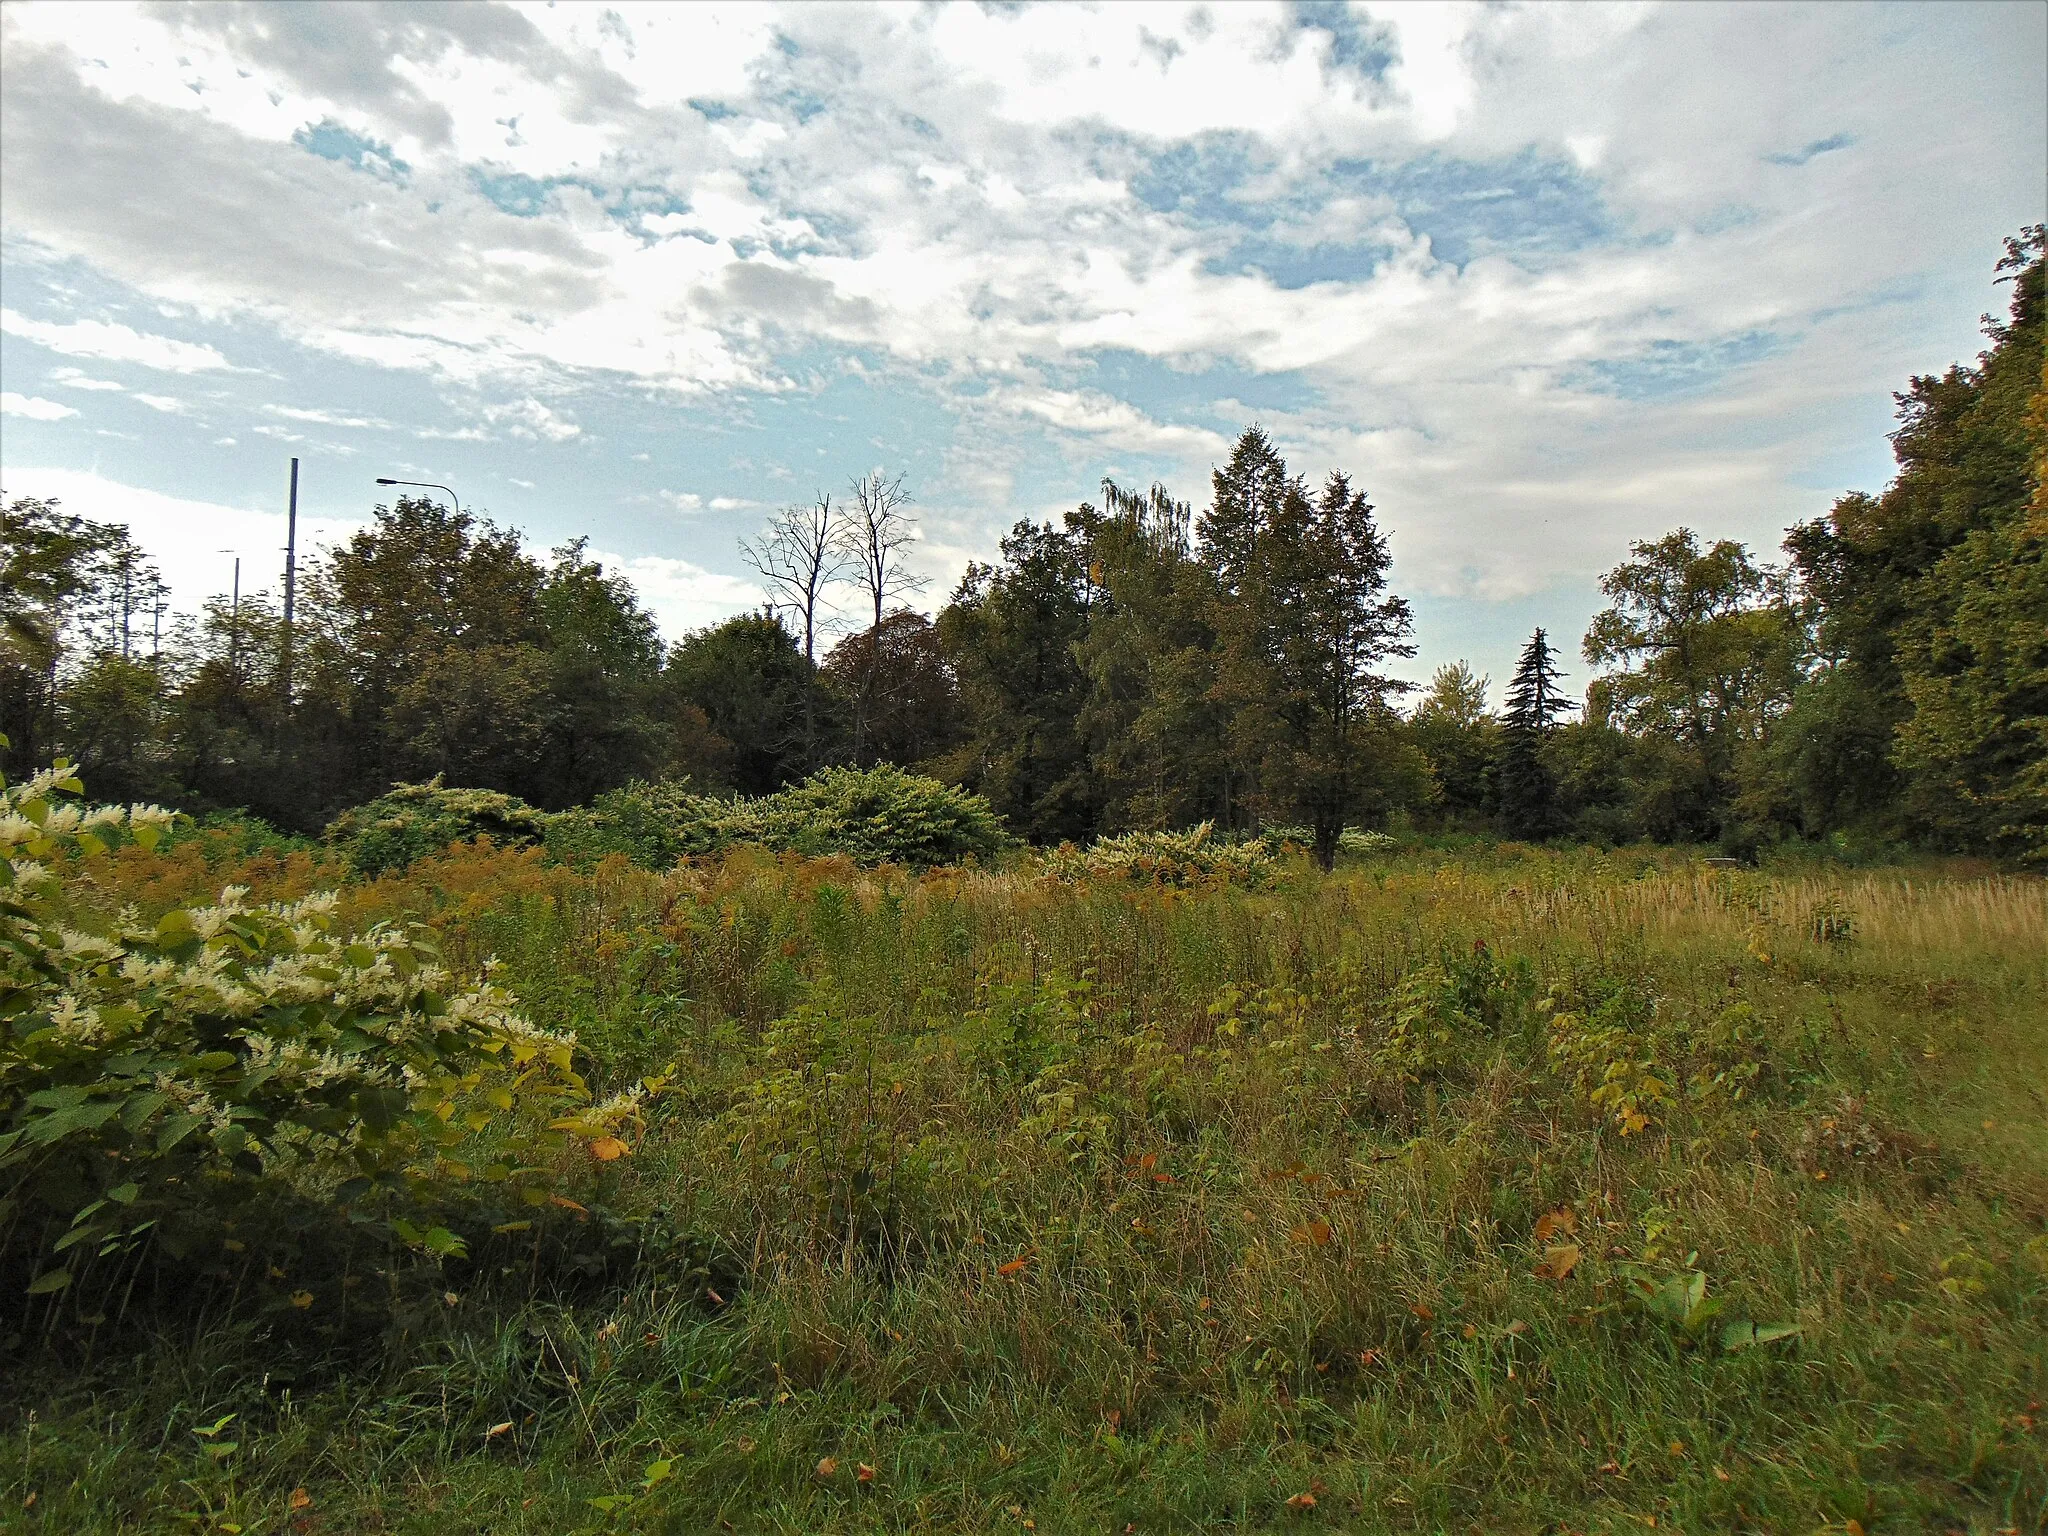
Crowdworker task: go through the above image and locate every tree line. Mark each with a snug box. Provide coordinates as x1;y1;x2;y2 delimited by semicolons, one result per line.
3;228;2039;865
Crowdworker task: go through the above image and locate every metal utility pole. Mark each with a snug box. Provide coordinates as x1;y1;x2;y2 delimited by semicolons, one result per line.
221;551;242;677
120;554;134;659
281;456;299;705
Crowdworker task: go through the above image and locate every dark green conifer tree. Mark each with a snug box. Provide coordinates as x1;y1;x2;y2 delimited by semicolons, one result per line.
1496;626;1575;839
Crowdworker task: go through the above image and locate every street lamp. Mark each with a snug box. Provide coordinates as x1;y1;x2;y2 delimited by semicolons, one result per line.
374;476;462;517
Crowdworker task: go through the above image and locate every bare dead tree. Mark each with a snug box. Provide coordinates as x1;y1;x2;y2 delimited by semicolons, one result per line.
741;495;846;765
837;470;927;631
740;494;844;665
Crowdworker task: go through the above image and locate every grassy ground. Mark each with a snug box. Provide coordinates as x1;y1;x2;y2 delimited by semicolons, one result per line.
7;840;2046;1534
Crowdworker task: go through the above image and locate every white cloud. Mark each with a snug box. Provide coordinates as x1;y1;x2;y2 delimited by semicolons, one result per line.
507;476;535;488
0;465;364;612
132;392;187;413
266;404;396;429
1;306;234;372
486;396;581;441
592;549;764;636
1;392;79;420
48;366;125;391
0;0;2039;647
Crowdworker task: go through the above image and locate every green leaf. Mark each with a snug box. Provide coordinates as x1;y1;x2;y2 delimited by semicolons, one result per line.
26;1268;72;1295
641;1458;674;1488
157;1111;206;1153
1722;1319;1801;1352
107;1181;140;1205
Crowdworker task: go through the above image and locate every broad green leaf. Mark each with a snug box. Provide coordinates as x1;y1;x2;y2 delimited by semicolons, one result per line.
1722;1319;1801;1352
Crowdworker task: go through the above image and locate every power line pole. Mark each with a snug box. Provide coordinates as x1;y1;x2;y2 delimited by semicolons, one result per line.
223;553;242;678
281;456;299;706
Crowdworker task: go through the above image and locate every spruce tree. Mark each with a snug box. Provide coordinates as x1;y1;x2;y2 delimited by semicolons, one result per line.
1497;627;1575;838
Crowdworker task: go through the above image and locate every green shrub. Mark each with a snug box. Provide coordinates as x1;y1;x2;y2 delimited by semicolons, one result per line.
549;767;1010;869
0;757;645;1309
165;808;319;860
1265;824;1399;858
324;779;551;876
1040;821;1276;886
753;765;1011;866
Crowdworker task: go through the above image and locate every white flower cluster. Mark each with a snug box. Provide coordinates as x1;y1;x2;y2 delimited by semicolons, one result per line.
2;760;617;1241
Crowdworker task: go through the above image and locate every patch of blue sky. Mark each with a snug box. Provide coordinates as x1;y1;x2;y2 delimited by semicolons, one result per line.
1324;149;1618;269
1130;131;1274;226
1056;348;1324;426
1129;136;1617;277
470;168;589;218
291;120;409;182
1204;234;1403;289
1289;1;1397;79
761;83;830;126
1806;274;1924;328
1565;331;1782;403
1765;133;1854;168
1403;585;1609;706
468;168;693;229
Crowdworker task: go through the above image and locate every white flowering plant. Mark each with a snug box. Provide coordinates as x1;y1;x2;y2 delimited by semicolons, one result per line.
0;751;653;1305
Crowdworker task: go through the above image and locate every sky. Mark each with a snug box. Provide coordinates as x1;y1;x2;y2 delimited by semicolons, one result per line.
2;0;2042;700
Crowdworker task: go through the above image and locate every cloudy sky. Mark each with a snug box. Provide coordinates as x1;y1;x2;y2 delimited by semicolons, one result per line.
2;1;2041;695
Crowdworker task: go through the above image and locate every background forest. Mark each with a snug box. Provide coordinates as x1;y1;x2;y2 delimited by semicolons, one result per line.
3;230;2042;867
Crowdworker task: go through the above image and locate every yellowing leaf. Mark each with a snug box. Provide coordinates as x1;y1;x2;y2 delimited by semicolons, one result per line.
997;1256;1030;1276
1284;1491;1317;1511
1290;1219;1333;1248
288;1488;312;1511
289;1290;314;1309
1535;1242;1582;1280
815;1456;839;1478
589;1136;629;1161
1533;1207;1578;1241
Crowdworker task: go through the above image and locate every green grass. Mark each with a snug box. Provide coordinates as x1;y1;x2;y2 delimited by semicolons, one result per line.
7;842;2046;1533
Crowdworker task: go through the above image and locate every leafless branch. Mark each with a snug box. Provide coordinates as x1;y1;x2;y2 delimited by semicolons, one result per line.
837;469;927;630
740;494;845;663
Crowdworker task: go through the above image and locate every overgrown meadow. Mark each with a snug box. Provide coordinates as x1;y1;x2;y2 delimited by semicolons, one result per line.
5;803;2044;1534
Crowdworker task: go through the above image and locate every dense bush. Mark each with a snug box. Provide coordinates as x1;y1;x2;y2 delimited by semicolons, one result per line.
545;778;706;868
0;755;644;1312
1265;824;1399;858
324;779;552;876
1040;821;1277;886
550;766;1011;869
754;764;1011;865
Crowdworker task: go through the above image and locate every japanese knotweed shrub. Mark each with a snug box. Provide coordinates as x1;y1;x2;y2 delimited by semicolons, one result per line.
324;779;552;876
1040;821;1277;888
550;766;1013;869
1;757;645;1307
